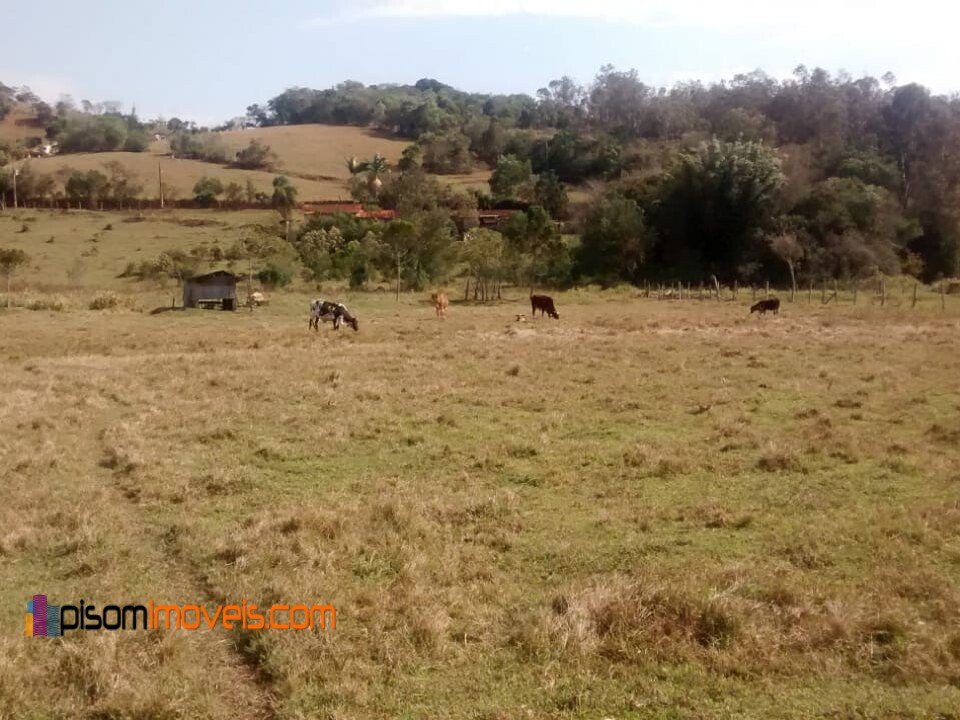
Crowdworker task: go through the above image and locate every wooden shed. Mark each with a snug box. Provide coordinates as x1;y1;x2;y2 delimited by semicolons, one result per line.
182;270;238;310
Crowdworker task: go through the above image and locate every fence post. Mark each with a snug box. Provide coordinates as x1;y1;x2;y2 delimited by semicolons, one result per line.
821;280;826;304
880;278;886;307
833;279;838;304
912;282;918;308
941;281;946;311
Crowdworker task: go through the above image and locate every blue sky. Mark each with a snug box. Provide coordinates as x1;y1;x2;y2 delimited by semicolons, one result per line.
3;0;957;124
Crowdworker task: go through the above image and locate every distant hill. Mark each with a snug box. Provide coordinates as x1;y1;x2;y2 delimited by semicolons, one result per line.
217;124;490;195
4;102;490;201
217;124;408;179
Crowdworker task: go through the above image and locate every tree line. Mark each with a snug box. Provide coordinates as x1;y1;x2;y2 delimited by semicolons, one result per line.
248;67;960;281
3;66;960;284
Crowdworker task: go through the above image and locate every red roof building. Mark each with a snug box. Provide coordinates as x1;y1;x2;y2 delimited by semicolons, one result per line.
300;202;396;221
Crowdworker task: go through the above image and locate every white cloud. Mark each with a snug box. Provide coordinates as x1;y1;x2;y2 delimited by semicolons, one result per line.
306;0;958;52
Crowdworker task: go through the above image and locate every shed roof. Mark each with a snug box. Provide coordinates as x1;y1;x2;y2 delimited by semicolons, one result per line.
187;270;238;284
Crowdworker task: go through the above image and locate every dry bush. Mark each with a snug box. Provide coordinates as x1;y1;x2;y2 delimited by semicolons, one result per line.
516;579;740;663
0;292;69;311
757;444;805;473
89;290;120;310
99;423;144;474
513;571;960;683
26;294;68;311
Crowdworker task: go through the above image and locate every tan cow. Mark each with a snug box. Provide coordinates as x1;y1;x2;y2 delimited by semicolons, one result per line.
431;292;449;319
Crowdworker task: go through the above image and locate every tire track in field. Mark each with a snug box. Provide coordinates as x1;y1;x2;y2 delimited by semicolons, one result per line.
87;378;278;719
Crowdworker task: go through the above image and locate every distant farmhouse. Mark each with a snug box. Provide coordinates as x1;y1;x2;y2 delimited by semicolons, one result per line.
301;201;397;221
27;142;58;158
301;202;522;229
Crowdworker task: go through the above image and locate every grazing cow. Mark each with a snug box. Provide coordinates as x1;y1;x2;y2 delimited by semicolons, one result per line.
530;294;560;319
431;292;449;319
750;298;781;315
310;299;359;331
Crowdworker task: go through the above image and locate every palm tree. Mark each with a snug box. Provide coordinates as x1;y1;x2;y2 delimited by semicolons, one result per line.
365;154;388;193
366;153;388;175
271;175;298;240
346;154;389;195
346;154;387;174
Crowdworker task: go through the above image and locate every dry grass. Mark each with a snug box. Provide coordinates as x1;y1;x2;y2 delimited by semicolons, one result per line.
216;125;492;193
18;147;346;201
9;123;486;203
7;118;491;202
0;208;285;292
216;124;411;180
1;221;960;717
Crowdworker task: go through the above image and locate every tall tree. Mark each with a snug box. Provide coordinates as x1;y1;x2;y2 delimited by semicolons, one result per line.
578;194;648;284
647;139;785;281
271;175;299;238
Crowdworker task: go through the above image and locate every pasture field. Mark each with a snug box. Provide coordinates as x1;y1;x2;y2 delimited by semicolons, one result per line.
7;119;492;203
16;148;348;203
217;125;412;180
2;211;960;719
2;298;960;719
0;208;290;293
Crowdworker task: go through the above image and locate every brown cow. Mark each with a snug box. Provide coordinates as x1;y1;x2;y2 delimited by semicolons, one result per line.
431;292;449;319
530;294;559;319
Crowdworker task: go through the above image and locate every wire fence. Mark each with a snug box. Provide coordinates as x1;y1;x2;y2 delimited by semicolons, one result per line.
640;277;960;312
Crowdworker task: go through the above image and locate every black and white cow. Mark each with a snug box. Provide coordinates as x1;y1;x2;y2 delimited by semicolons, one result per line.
310;299;359;331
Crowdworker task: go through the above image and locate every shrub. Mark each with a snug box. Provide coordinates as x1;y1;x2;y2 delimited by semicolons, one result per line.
193;177;224;207
233;139;275;169
89;290;120;310
24;294;67;311
349;262;368;288
257;265;292;288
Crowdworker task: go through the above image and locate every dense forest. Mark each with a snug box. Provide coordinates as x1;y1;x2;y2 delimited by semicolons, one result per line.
3;66;960;286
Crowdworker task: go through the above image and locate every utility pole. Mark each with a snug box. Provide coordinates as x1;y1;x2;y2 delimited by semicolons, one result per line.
158;162;164;209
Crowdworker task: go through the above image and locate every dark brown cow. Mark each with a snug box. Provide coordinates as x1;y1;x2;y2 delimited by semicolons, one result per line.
531;294;559;319
750;298;780;315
